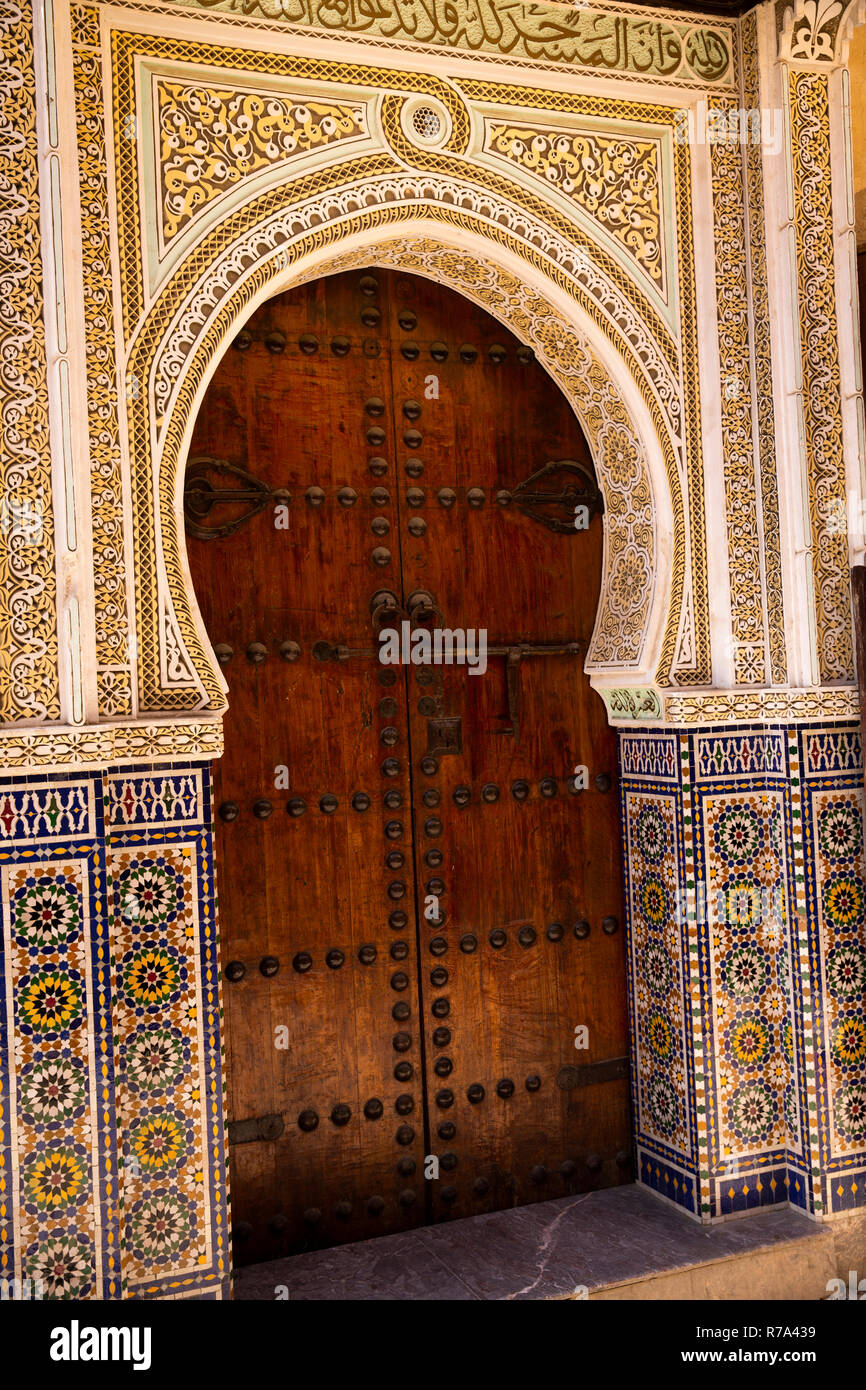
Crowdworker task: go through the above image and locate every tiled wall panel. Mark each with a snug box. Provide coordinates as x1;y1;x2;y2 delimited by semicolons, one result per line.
1;724;862;1293
0;776;118;1297
623;722;866;1220
801;730;866;1214
0;763;229;1299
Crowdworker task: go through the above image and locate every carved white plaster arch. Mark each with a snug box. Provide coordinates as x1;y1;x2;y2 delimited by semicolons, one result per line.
150;217;674;717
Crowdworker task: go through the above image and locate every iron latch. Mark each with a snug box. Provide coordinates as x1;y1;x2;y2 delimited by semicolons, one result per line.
486;640;582;739
426;716;462;757
227;1112;285;1145
555;1058;629;1090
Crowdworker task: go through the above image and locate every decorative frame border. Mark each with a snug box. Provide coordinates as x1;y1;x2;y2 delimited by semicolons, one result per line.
95;14;712;722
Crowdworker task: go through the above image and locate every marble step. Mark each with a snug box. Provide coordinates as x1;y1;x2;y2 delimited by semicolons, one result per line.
233;1183;838;1301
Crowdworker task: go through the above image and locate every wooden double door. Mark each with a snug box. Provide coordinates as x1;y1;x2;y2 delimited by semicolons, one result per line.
185;268;630;1266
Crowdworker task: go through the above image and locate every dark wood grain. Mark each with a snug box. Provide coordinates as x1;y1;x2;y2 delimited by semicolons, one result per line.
186;268;630;1265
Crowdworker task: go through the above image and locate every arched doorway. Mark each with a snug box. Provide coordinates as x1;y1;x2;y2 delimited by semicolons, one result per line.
184;267;630;1267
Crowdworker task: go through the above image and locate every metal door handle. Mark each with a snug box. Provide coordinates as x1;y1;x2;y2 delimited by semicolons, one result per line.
501;459;602;535
370;590;408;629
184;457;290;538
406;590;444;624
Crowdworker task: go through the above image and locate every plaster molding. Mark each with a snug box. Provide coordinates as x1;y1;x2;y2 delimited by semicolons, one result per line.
0;717;223;776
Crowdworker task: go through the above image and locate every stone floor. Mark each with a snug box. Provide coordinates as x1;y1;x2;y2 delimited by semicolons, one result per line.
233;1184;832;1300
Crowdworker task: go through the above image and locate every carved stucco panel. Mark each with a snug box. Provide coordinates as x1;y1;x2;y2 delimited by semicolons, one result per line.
0;0;60;722
103;26;708;711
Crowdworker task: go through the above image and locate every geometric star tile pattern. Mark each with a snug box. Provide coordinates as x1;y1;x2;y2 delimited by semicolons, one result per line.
622;722;866;1220
0;763;229;1299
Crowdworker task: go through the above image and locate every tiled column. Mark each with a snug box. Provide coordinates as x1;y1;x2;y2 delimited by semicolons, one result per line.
799;726;866;1214
620;730;698;1212
0;762;230;1299
623;722;866;1221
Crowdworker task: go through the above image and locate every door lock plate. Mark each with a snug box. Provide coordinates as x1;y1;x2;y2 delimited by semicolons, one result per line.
426;716;462;757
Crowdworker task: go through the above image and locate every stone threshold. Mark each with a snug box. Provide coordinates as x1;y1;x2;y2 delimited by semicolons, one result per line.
233;1183;835;1301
